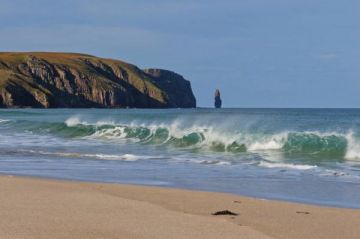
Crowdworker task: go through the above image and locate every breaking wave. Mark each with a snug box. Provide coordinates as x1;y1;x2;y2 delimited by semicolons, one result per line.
0;119;10;123
5;116;360;160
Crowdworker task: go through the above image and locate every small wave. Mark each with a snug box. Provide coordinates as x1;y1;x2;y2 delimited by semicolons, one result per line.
65;116;115;127
319;169;360;181
19;149;158;161
82;153;156;161
198;160;231;165
258;161;317;170
0;119;10;123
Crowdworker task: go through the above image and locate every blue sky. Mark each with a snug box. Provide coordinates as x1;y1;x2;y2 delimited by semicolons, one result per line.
0;0;359;107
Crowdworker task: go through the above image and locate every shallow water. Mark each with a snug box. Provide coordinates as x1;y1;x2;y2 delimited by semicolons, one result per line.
0;108;360;208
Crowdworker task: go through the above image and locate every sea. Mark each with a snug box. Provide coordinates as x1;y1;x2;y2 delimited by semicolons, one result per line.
0;108;360;208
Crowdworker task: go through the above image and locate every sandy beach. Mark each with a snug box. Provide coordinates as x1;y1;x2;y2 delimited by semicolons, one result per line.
0;175;359;239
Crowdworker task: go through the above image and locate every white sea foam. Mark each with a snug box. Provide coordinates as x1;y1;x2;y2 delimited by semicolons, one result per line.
20;149;158;161
65;116;83;126
344;132;360;160
247;133;287;151
91;126;127;139
259;161;317;170
199;160;231;165
83;153;152;161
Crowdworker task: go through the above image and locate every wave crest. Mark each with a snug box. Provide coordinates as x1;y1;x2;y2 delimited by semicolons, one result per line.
11;117;360;159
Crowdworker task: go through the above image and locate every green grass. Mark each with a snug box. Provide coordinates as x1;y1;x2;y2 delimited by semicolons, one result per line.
0;52;171;106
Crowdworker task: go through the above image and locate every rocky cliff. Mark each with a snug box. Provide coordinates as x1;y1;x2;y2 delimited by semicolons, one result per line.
0;52;196;108
214;89;222;108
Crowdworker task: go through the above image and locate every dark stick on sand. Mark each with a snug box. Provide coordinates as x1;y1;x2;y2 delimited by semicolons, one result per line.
212;210;239;216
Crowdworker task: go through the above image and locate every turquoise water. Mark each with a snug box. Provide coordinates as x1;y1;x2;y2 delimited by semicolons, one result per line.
1;108;360;208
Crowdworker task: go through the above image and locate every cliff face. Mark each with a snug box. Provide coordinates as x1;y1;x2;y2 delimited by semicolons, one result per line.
0;52;196;108
143;69;196;108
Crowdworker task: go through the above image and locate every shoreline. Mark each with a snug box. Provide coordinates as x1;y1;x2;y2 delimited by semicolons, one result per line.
1;173;358;210
1;175;359;239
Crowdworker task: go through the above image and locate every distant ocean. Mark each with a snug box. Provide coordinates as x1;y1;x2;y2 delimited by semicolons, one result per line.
1;108;360;208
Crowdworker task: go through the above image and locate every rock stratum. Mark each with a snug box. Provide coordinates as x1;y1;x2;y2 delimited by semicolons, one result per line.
0;52;196;108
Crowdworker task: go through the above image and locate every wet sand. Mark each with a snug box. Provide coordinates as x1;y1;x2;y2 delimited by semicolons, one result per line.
0;175;359;239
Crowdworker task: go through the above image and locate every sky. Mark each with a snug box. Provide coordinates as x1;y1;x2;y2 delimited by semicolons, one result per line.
0;0;359;107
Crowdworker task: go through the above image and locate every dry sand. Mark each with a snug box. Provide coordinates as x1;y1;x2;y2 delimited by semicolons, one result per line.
0;175;359;239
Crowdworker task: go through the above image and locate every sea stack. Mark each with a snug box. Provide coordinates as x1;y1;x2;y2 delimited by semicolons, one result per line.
214;89;222;108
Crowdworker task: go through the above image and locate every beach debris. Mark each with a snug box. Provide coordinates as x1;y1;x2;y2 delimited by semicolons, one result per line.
212;210;239;216
296;211;310;215
233;200;242;204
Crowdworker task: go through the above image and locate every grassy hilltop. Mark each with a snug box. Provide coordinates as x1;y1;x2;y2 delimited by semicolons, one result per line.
0;52;196;108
